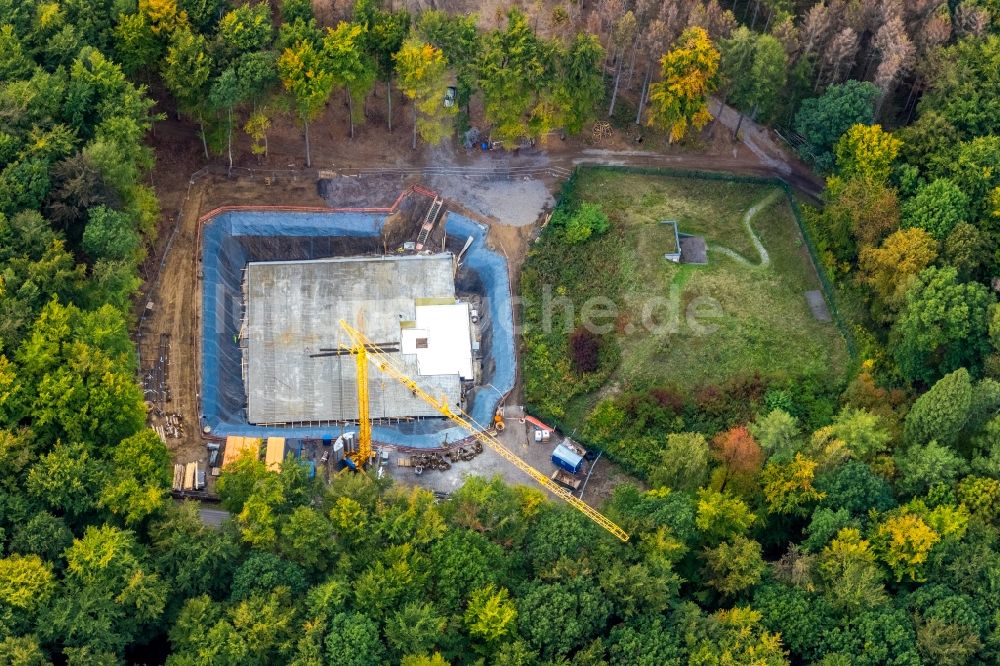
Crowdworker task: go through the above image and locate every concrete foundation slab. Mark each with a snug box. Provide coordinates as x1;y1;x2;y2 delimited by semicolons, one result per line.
245;254;464;424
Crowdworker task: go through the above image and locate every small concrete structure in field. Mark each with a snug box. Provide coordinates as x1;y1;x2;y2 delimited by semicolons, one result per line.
243;253;474;425
661;219;708;265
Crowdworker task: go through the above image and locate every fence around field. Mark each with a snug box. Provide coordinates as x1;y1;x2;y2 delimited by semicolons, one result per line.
553;164;856;359
526;164;857;476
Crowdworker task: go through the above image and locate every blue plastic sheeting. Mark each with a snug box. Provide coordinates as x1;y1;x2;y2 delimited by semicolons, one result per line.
200;209;516;448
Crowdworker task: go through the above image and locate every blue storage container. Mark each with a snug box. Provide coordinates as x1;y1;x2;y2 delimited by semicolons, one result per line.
551;444;584;474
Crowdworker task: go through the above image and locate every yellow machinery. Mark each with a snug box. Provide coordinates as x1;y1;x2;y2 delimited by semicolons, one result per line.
346;333;373;469
338;319;629;542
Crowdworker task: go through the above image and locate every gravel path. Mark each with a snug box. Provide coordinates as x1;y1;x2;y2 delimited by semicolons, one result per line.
709;190;782;268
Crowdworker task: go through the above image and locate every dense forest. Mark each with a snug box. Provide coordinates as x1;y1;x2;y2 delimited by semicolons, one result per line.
2;0;1000;663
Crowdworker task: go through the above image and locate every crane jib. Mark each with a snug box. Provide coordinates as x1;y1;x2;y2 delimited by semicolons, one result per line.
337;319;630;543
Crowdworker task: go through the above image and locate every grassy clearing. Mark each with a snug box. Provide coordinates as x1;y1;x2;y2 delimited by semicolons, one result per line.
521;169;850;434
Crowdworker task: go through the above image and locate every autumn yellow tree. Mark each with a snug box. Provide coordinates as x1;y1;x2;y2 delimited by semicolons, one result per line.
646;27;720;142
859;226;938;319
833;123;902;184
875;513;940;582
761;454;826;516
818;527;888;613
139;0;189;36
395;38;456;150
464;584;518;644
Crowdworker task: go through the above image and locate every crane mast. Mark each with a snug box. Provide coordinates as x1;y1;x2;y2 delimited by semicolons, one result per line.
350;339;372;468
338;319;629;542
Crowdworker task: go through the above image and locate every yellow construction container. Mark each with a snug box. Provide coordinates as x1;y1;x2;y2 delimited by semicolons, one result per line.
222;436;261;467
265;437;286;471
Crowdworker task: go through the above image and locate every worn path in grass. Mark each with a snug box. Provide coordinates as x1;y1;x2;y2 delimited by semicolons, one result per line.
709;190;783;267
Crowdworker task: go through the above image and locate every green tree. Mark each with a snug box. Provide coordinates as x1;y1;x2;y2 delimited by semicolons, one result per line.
113;10;160;76
944;222;989;281
751;409;800;461
816;460;896;518
0;24;32;81
169;589;296;665
15;301;145;447
650;432;709;492
720;28;787;134
385;602;446;659
324;612;384;666
81;205;140;263
278;506;336;574
902;178;970;241
817;528;887;614
41;525;167;654
895;441;969;497
9;511;74;562
794;80;878;172
208;66;244;174
464;584;517;645
892;267;993;383
235;50;278;160
829;408;892;460
919;34;1000;140
353;0;409;132
428;528;506;613
703;536;767;596
149;501;240;601
323;21;375;140
215;2;271;62
803;508;861;552
688;607;789;665
477;9;547;142
554;33;604;135
230;551;308;602
941;136;1000;224
394;38;455;150
99;429;171;526
416;11;477;121
646;27;720;143
695;488;756;542
161;28;212;158
518;577;610;661
0;635;49;665
26;442;102;520
562;202;609;244
904;368;973;446
179;0;225;32
280;0;313;24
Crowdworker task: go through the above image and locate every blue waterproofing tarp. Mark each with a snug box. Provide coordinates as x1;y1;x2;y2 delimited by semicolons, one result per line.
200;210;515;448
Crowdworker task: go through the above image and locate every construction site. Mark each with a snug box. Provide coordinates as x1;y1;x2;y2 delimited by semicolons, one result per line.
139;166;633;538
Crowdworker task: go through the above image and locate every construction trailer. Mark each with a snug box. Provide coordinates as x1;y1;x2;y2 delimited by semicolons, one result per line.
551;444;585;475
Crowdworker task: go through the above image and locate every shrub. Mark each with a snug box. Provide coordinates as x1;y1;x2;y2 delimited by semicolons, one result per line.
564;202;610;244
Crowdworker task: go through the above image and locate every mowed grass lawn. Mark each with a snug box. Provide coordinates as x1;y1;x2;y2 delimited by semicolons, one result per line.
521;169;850;424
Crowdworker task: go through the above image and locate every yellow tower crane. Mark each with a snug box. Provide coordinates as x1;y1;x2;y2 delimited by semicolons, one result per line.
312;328;397;468
338;319;629;542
